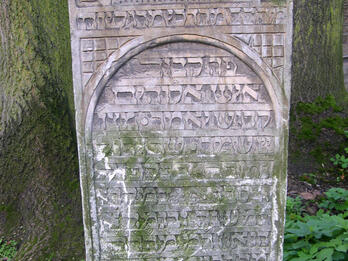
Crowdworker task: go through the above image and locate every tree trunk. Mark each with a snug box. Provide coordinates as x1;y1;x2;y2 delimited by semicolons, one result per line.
0;0;84;260
292;0;346;105
0;0;346;260
289;0;348;177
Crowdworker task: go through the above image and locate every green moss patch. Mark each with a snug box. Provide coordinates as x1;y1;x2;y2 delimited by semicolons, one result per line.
0;0;84;259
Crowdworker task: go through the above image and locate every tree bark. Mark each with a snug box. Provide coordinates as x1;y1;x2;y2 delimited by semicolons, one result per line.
0;0;84;260
289;0;348;177
292;0;346;105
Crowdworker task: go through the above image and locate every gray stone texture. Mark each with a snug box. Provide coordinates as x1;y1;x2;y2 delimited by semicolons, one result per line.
68;0;293;260
344;0;348;90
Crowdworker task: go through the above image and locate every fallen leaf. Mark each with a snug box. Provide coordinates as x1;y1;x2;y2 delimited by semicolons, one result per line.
300;192;316;200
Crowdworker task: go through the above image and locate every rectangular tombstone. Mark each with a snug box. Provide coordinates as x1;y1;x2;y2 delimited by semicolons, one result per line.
68;0;293;260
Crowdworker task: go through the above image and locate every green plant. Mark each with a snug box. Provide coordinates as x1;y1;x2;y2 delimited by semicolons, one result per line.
331;131;348;180
284;211;348;261
295;96;346;142
286;196;304;219
290;95;348;178
0;238;17;260
319;188;348;212
299;173;318;185
284;188;348;261
331;152;348;169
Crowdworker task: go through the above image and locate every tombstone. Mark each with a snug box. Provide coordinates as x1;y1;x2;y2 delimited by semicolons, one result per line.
344;0;348;90
68;0;293;260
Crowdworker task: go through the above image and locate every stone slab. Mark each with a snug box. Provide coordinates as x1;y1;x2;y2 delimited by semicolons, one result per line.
68;0;293;260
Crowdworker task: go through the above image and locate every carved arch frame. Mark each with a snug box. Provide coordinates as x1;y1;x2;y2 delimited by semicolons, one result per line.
78;32;289;260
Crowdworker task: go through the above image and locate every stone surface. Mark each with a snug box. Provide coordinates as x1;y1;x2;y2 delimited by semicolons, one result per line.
68;0;293;260
344;0;348;90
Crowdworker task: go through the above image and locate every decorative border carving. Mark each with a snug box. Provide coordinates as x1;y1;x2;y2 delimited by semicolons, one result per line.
79;33;286;260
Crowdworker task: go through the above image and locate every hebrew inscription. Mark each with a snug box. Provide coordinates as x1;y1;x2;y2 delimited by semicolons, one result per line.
76;0;269;7
68;0;292;260
92;42;276;260
76;7;286;31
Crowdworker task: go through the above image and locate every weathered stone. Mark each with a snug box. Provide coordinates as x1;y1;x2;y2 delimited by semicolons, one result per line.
344;0;348;90
68;0;293;260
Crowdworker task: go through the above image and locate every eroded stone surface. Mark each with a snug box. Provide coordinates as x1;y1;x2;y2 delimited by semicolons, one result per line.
68;0;293;260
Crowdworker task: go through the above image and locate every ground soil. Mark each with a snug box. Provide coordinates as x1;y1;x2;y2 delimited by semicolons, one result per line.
287;165;348;211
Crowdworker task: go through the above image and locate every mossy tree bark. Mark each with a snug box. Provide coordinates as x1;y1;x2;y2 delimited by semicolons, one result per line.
292;0;346;104
289;0;348;177
0;0;84;260
0;0;347;260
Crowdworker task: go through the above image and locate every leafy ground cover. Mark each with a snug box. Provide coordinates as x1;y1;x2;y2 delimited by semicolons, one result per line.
0;238;17;260
285;95;348;260
284;188;348;261
289;95;348;187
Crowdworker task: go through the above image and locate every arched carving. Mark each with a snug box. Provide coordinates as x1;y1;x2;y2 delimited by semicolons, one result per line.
68;0;293;258
83;33;286;139
81;33;287;259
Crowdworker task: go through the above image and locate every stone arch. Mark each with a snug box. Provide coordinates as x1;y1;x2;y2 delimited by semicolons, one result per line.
81;33;287;259
83;33;286;139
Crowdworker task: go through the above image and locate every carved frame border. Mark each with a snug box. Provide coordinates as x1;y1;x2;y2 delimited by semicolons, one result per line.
77;32;289;260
